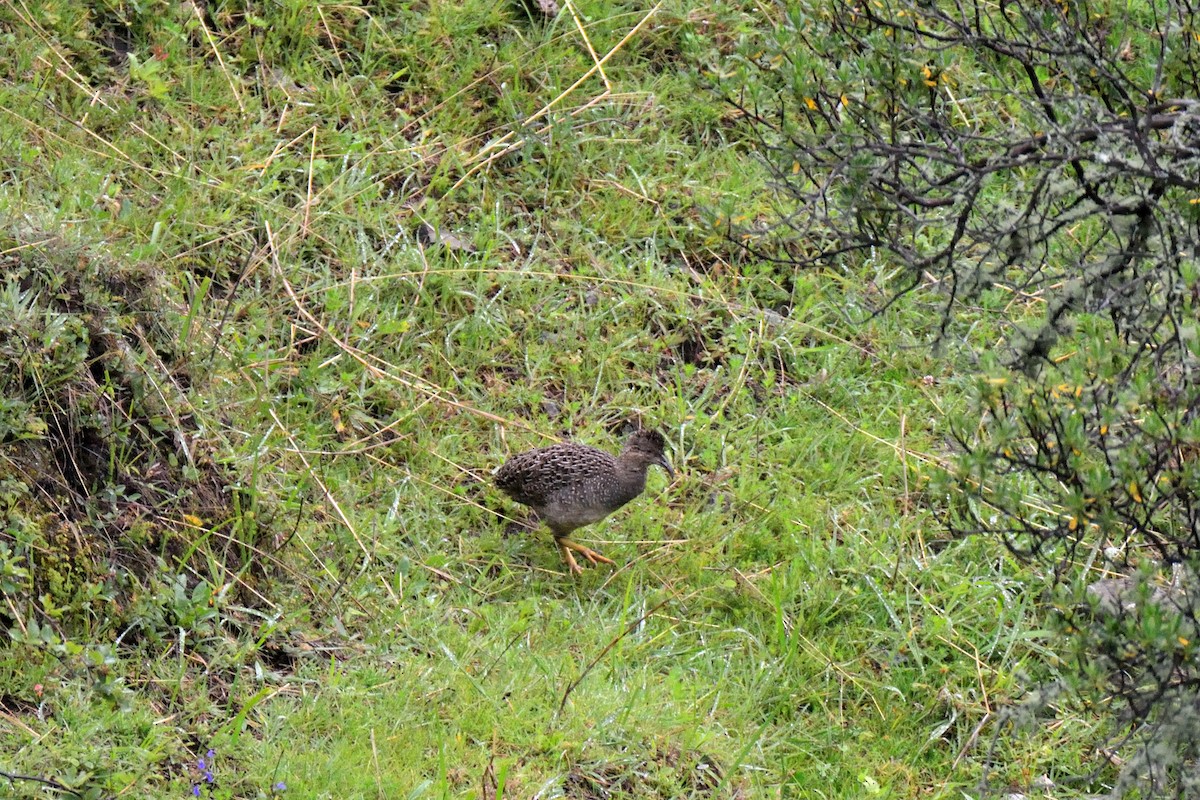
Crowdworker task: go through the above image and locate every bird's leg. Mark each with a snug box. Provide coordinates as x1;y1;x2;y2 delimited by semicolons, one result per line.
556;537;616;574
557;541;584;575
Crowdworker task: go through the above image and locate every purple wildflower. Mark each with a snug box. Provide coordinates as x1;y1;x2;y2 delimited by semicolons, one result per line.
274;782;287;792
204;770;214;783
197;759;206;770
191;785;201;797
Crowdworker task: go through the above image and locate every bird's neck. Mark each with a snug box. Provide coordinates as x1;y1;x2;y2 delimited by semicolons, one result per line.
613;459;650;502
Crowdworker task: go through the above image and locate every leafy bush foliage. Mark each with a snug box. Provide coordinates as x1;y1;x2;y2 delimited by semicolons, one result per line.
728;0;1200;794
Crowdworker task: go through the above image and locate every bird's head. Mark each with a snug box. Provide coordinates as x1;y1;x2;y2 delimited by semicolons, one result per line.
623;429;675;478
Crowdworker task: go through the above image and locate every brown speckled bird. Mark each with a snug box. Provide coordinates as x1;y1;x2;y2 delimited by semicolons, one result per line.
494;430;674;574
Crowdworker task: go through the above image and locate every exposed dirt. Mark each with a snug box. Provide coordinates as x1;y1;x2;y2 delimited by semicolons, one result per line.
563;744;744;799
0;231;266;625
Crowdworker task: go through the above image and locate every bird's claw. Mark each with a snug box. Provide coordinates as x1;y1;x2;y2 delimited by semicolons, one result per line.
581;548;615;566
559;540;615;575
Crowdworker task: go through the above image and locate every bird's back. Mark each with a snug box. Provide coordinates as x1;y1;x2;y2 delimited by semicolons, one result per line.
494;443;617;510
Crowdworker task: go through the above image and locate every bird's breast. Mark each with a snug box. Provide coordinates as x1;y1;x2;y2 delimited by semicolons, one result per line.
539;500;613;530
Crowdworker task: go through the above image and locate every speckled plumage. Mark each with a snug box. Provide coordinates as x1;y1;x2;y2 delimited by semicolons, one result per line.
494;430;673;574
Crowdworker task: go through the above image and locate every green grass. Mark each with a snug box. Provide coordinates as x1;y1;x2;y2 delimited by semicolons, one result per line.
0;1;1093;798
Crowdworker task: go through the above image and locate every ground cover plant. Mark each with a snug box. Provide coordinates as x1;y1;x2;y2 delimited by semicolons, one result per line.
0;0;1143;797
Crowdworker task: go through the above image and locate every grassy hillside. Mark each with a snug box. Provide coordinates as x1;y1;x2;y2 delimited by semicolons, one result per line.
0;2;1074;797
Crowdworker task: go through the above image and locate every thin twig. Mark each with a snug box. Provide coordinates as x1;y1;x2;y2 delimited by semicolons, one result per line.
0;770;84;798
557;596;673;716
952;711;993;771
192;3;244;113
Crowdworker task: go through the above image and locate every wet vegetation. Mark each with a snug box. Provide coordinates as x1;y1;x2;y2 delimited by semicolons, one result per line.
1;1;1196;798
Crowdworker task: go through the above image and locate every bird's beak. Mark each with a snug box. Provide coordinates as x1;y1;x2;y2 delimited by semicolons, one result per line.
658;455;675;479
